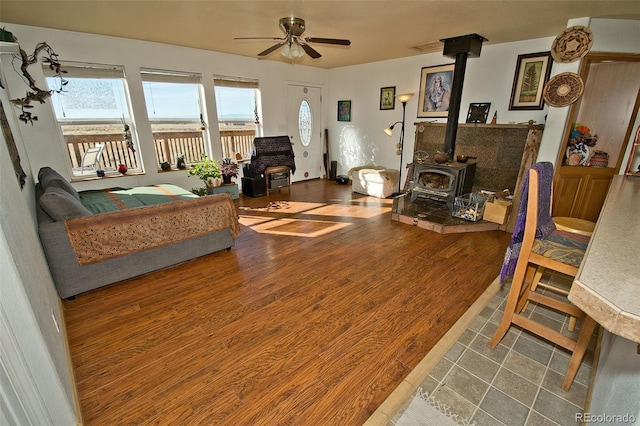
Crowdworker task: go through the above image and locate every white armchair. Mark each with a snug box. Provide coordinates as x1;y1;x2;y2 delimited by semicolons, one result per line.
348;165;399;198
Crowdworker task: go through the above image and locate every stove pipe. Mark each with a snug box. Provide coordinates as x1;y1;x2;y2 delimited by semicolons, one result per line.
440;34;487;158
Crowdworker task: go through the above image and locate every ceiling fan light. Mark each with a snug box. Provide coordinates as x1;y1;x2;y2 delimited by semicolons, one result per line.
281;40;304;59
290;42;303;58
281;43;292;58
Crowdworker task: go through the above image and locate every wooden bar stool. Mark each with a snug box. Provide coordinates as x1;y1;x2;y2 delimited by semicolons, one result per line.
553;217;596;236
528;217;596;331
490;163;597;391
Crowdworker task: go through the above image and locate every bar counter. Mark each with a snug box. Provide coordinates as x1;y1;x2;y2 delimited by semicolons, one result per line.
568;175;640;343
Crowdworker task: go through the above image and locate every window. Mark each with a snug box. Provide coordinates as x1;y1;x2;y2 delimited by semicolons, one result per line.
214;76;260;160
45;62;140;178
298;99;312;147
141;69;206;168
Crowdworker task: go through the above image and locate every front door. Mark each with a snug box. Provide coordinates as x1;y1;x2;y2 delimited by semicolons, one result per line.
286;84;322;182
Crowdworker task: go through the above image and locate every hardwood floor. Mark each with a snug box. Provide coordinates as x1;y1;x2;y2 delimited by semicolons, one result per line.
62;179;511;425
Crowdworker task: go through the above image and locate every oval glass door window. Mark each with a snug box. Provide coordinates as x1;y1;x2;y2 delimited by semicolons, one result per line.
299;99;312;147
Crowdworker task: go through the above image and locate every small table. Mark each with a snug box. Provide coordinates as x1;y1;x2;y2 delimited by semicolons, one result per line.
207;183;238;199
265;166;291;195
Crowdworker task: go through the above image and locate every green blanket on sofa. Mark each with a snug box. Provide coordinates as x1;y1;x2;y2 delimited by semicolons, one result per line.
79;184;197;214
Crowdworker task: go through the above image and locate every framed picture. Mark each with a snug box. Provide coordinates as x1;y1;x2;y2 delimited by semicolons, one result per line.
417;63;455;118
509;51;553;110
466;103;492;123
337;100;351;121
380;86;396;110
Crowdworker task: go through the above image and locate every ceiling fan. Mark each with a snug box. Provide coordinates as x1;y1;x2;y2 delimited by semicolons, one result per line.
234;17;351;59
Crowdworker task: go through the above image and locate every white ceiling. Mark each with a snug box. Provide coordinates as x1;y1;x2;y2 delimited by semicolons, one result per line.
2;1;639;68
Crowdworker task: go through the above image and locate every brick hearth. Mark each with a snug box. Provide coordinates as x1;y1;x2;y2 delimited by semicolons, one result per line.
391;195;500;234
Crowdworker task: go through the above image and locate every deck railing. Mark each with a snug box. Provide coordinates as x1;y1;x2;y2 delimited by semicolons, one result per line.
153;132;206;165
219;129;255;160
65;134;139;171
64;129;255;173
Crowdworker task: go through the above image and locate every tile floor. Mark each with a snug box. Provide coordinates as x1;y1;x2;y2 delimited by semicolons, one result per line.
388;271;598;426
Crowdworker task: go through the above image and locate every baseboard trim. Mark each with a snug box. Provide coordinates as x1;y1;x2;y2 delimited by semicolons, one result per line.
58;297;84;425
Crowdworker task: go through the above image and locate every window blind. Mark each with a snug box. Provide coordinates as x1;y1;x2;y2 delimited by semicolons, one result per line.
43;61;125;79
214;75;259;89
141;69;202;84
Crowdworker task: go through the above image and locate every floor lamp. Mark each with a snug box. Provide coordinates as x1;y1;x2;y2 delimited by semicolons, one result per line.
384;92;414;195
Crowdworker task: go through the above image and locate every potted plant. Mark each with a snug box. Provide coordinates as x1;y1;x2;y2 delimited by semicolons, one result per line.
221;158;239;184
187;154;222;189
176;154;186;169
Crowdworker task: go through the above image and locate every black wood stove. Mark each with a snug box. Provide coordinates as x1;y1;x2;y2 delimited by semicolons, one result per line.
407;161;476;209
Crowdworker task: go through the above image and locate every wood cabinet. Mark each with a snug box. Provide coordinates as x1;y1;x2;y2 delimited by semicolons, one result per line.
553;166;616;222
553;53;640;222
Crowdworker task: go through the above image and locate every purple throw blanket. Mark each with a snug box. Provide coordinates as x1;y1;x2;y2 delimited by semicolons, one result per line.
500;162;556;283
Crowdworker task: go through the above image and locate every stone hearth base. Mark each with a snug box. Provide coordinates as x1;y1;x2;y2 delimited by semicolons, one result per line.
391;195;501;234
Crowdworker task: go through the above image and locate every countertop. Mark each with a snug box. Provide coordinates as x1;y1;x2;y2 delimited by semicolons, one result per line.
569;175;640;343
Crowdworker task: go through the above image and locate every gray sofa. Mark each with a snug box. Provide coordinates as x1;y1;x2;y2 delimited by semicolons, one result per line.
36;167;240;299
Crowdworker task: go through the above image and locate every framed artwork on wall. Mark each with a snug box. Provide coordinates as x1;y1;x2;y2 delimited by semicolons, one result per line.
466;103;491;123
417;63;455;118
509;51;552;110
380;86;395;110
338;100;351;121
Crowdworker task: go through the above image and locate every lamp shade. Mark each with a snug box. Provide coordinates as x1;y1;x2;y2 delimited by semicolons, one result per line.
396;92;414;103
384;121;401;136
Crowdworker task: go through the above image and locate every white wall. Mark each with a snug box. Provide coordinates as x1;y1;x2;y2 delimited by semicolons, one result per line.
327;18;640;187
0;18;638;424
535;17;591;164
4;19;638;190
0;22;328;425
0;23;329;193
326;37;555;184
0;70;76;423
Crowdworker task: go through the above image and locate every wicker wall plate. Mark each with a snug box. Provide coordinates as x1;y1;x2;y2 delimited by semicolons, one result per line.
551;25;594;63
543;72;584;107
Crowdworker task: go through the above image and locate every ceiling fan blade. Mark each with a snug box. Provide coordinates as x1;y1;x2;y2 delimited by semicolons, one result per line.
300;43;322;59
304;37;351;46
258;42;286;56
234;37;285;41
